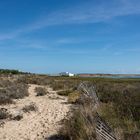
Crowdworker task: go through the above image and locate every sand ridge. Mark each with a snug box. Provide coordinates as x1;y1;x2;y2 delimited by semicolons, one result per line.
0;84;71;140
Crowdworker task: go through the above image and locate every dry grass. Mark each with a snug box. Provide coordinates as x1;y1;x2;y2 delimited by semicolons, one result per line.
0;94;13;105
35;87;48;96
17;75;53;85
22;102;38;113
0;80;29;105
68;91;80;103
0;108;10;120
12;113;23;121
57;89;73;96
1;74;139;139
56;78;140;139
60;102;97;140
50;79;79;91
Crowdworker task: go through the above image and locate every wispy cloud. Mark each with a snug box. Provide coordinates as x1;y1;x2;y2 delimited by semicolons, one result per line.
56;37;98;44
0;0;140;41
28;0;140;29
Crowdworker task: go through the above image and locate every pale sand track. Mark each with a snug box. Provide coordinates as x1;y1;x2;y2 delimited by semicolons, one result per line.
0;84;71;140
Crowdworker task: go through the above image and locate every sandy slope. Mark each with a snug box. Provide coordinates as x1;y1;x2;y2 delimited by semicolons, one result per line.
0;84;71;140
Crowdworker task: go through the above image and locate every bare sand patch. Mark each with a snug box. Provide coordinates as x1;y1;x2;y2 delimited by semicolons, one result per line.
0;84;71;140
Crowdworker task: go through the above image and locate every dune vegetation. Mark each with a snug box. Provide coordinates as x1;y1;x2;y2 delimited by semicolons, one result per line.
0;73;139;139
46;76;140;140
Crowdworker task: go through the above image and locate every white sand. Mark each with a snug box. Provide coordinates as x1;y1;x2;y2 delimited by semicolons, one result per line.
0;84;71;140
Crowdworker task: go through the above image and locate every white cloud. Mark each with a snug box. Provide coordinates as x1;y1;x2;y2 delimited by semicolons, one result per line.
0;0;140;41
28;0;140;29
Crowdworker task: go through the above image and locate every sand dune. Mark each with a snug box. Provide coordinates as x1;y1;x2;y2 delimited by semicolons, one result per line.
0;84;71;140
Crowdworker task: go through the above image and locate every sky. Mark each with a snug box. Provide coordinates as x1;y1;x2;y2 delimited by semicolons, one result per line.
0;0;140;74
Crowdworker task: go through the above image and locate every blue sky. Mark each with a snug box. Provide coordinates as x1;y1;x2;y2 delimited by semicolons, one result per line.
0;0;140;74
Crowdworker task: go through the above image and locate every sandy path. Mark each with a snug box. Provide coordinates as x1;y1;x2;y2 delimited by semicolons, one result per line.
0;84;71;140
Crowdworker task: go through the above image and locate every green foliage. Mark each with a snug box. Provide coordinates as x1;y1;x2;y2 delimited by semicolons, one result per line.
0;69;23;74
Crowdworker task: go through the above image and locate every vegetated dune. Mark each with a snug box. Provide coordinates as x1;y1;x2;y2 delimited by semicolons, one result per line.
0;84;71;140
0;75;140;140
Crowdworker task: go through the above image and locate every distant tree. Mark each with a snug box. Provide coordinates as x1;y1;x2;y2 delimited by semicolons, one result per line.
0;69;24;74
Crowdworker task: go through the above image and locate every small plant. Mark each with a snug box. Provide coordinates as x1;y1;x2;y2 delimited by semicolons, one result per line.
12;114;23;121
57;90;73;96
11;110;23;121
0;108;10;120
68;91;80;103
35;87;48;96
0;93;13;105
22;103;38;113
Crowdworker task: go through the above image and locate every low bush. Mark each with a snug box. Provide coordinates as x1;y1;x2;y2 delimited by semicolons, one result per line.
17;75;53;85
6;83;29;99
94;81;140;139
12;114;23;121
0;81;29;105
56;78;140;139
0;93;13;105
50;82;65;90
50;79;79;91
57;90;73;96
22;103;38;113
0;79;13;88
35;87;48;96
0;108;10;120
68;91;80;103
60;105;96;140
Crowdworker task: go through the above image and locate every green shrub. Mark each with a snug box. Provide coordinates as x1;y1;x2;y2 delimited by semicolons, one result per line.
0;69;22;74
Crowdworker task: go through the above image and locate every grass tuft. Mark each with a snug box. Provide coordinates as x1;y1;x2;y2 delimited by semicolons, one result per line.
22;103;38;113
35;87;48;96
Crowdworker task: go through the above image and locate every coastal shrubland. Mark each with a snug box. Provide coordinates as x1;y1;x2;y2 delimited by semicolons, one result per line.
0;79;29;105
52;77;140;140
0;74;139;139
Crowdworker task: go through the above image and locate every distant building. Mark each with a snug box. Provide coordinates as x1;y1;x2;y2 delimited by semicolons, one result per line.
59;72;75;77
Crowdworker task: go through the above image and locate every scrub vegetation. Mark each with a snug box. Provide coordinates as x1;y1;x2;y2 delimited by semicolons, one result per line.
0;73;139;139
0;79;29;105
35;87;48;96
46;76;140;140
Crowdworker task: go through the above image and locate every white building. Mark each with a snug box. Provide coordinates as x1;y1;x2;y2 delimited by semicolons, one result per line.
59;72;74;77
